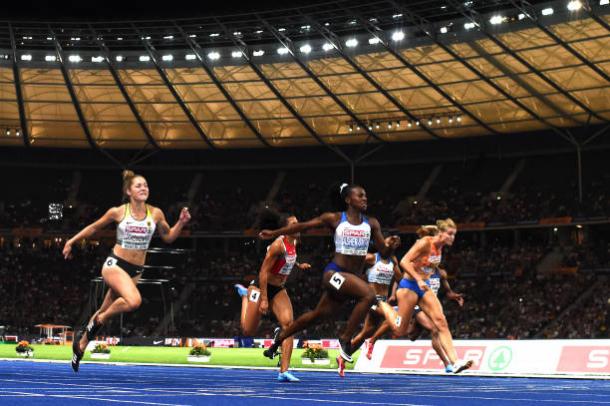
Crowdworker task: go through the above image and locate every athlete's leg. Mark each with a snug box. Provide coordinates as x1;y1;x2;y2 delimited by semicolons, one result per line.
96;267;142;324
414;311;450;367
240;286;263;336
350;312;379;350
271;290;294;373
378;288;418;337
418;292;458;365
369;320;391;345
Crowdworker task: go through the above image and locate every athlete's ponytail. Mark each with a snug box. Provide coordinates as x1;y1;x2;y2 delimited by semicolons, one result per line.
259;207;291;230
416;225;439;238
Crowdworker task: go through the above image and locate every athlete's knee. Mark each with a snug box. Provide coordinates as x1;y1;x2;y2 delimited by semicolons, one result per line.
432;315;449;332
125;294;142;312
279;318;292;330
362;291;376;306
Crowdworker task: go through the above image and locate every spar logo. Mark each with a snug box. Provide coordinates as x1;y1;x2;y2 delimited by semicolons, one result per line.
557;346;610;373
380;345;485;370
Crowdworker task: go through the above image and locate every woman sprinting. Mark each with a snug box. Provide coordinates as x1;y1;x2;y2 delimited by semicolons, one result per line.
259;183;400;377
234;211;311;382
63;170;190;372
377;219;472;374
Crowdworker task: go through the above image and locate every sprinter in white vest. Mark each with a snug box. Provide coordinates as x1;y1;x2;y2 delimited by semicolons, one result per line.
63;170;190;373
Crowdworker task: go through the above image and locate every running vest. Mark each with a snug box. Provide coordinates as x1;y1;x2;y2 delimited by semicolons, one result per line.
116;204;156;250
416;236;442;275
334;212;371;256
269;236;297;277
367;253;394;285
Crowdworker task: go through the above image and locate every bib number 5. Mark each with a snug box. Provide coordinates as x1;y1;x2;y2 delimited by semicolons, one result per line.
329;272;346;291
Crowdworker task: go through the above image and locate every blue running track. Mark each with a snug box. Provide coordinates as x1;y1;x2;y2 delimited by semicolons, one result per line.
1;360;609;405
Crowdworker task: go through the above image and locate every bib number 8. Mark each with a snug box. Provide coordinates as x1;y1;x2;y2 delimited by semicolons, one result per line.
249;289;260;303
329;272;346;291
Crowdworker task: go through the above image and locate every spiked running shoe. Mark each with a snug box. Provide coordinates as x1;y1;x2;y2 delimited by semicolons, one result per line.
366;340;375;360
85;315;103;342
263;327;282;359
336;356;346;377
338;338;353;363
277;371;300;382
234;284;248;297
71;330;84;373
453;359;473;374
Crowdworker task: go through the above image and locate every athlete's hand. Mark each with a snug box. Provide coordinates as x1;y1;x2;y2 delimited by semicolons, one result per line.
388;295;397;305
178;207;191;225
259;298;269;315
297;262;311;270
447;291;465;307
62;242;73;260
258;230;275;240
417;279;429;292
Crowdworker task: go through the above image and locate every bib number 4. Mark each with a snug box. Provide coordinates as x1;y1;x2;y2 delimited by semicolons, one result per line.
249;289;260;303
329;272;346;291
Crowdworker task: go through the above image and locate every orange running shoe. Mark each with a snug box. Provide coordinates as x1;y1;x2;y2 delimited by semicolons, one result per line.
336;356;346;377
366;340;375;360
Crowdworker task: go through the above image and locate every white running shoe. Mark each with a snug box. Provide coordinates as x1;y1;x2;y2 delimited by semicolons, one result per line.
453;359;473;374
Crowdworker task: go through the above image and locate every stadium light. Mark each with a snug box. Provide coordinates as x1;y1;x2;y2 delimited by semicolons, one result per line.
541;7;554;15
209;33;220;37
322;42;334;51
368;37;381;45
392;13;403;19
162;54;174;61
70;37;81;41
231;51;242;58
440;26;448;34
207;52;220;60
185;54;197;60
163;35;174;40
115;55;124;62
117;37;123;41
233;31;242;36
21;54;32;61
518;13;526;20
464;22;476;30
567;1;582;10
345;38;358;47
189;34;197;38
602;0;610;5
46;36;53;40
457;116;462;122
68;55;82;63
391;31;405;41
299;44;312;54
489;15;504;25
278;28;286;32
45;55;56;62
139;55;150;62
277;47;289;55
255;30;264;34
253;49;265;56
91;56;104;63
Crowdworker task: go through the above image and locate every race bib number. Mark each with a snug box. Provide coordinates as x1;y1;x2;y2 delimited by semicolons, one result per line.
249;289;260;303
104;257;118;268
329;272;346;291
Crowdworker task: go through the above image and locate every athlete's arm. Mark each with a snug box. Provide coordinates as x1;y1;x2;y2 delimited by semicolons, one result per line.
440;268;464;307
156;207;191;244
296;262;311;270
391;255;402;283
259;212;337;240
63;207;120;259
399;239;429;291
388;279;398;304
258;238;283;314
364;253;377;267
369;217;400;257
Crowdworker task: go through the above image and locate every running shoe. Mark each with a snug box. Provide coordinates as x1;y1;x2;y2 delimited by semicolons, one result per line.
234;284;248;298
85;316;103;342
277;371;300;382
71;331;84;373
336;356;346;378
445;364;454;373
263;327;282;359
338;338;353;363
366;340;375;360
453;359;473;374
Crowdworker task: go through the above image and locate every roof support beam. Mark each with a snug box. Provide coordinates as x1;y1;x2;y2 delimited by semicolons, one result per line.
89;25;160;150
173;22;270;148
214;19;351;162
387;0;576;145
132;24;216;149
257;15;385;143
445;0;606;124
8;24;30;147
510;0;610;85
353;13;499;136
300;11;442;140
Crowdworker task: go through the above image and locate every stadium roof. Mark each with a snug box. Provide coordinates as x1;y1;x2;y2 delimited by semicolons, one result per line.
0;0;608;150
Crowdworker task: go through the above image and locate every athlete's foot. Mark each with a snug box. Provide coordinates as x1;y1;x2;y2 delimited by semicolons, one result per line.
453;359;473;374
366;340;375;360
263;327;282;359
234;284;248;297
71;330;85;373
277;371;300;382
338;338;354;363
336;356;346;377
445;364;454;373
85;314;104;342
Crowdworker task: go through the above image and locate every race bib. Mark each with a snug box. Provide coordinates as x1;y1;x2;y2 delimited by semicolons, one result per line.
104;257;118;268
329;272;346;290
248;289;260;303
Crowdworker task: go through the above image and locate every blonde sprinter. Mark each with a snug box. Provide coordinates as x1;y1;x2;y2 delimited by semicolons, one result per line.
63;170;190;372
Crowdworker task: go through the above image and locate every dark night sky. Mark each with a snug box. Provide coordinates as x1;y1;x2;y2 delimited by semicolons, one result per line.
2;0;318;20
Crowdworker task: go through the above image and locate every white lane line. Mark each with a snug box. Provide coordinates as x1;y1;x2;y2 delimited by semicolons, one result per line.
47;394;190;406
